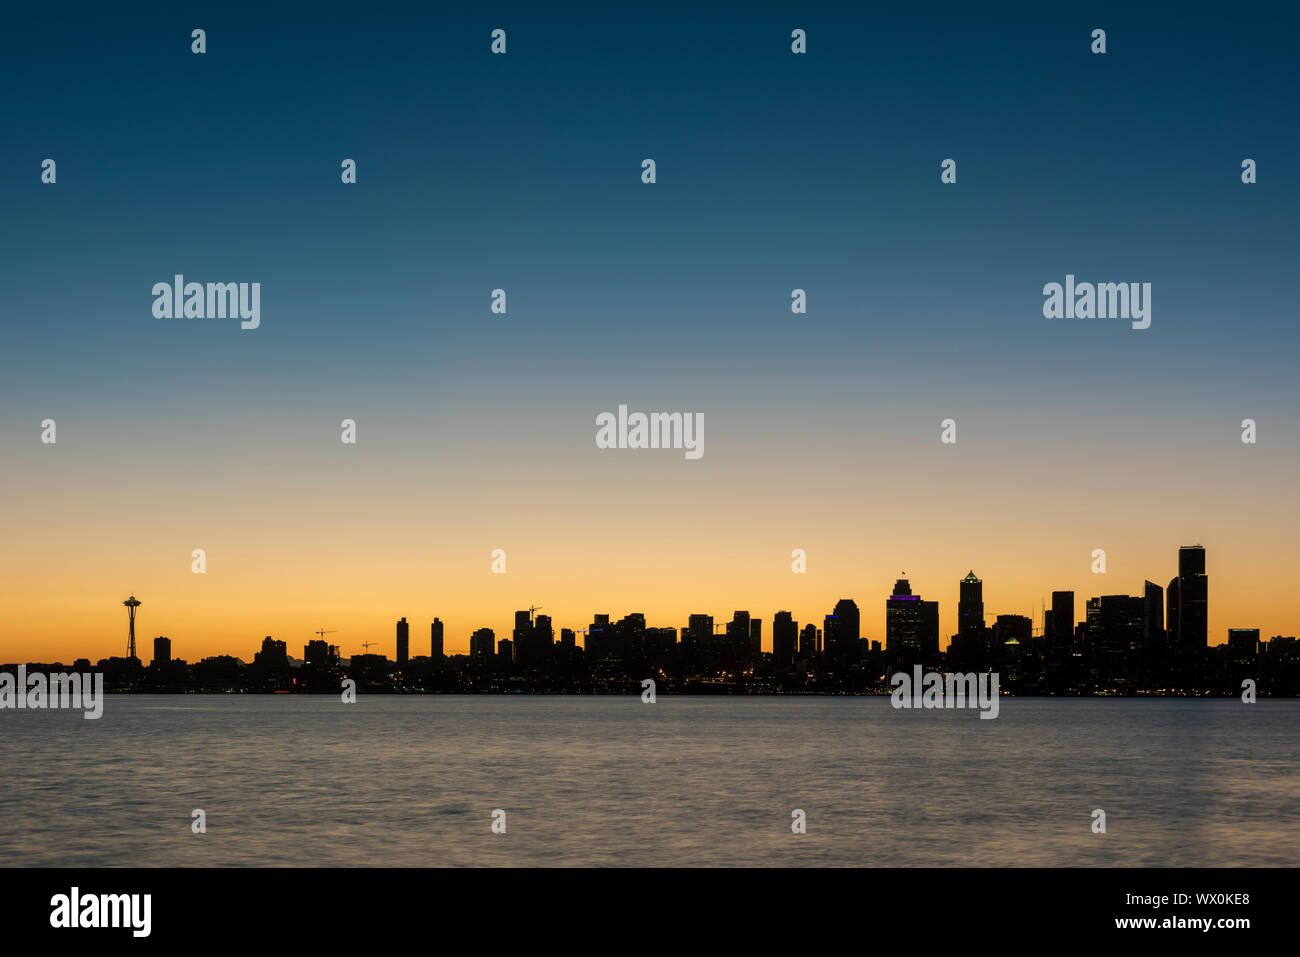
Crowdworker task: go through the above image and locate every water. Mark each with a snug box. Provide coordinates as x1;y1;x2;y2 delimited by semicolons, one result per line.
1;695;1296;866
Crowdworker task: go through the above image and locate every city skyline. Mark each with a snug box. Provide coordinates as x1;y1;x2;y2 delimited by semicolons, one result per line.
12;542;1296;664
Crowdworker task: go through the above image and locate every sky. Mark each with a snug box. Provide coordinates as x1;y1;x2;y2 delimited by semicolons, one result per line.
1;2;1297;661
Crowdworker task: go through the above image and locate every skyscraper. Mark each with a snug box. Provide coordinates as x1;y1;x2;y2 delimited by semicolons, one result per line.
470;627;495;661
1050;591;1074;653
799;623;818;662
825;599;861;672
152;636;171;667
396;617;410;664
886;578;938;664
430;618;444;658
773;611;797;669
957;571;984;641
1142;581;1164;649
1176;545;1208;654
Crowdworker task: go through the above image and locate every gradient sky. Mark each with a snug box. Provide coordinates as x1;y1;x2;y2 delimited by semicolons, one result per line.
2;3;1297;662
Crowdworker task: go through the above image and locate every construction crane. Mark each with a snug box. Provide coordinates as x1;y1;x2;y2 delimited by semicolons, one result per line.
528;605;543;620
314;628;336;640
361;641;381;654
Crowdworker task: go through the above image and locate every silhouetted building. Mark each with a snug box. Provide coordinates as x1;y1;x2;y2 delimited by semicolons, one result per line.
1087;595;1144;678
431;618;444;658
886;579;938;665
1175;545;1208;654
304;639;333;666
773;611;797;669
470;628;495;661
253;636;289;670
825;599;861;672
396;617;410;664
799;623;818;662
152;636;171;668
957;571;984;641
1143;581;1164;650
1050;590;1074;656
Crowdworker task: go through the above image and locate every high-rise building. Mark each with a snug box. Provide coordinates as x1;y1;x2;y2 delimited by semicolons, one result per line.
1050;591;1074;653
396;617;410;664
430;618;444;658
725;611;750;674
957;571;984;640
1176;545;1208;654
1143;581;1164;649
470;628;495;661
773;611;797;669
886;579;938;664
1166;577;1180;650
1087;595;1144;677
152;636;171;667
799;623;818;661
825;599;861;671
534;614;554;660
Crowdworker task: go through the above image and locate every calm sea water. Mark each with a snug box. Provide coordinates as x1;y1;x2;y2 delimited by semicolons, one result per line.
1;695;1296;866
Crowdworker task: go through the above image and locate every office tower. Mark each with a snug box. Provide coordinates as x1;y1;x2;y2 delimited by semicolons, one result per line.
799;623;818;662
304;639;330;665
431;618;444;658
957;571;984;640
1050;591;1074;653
152;636;171;667
824;599;861;671
1166;577;1180;651
512;610;533;662
534;614;554;660
749;618;762;669
497;638;514;663
886;579;939;663
618;612;645;665
645;627;676;672
1087;595;1144;677
1176;545;1208;654
685;613;713;673
560;628;576;650
470;628;495;661
725;611;750;674
1143;581;1164;649
396;617;410;664
587;614;611;660
773;611;797;669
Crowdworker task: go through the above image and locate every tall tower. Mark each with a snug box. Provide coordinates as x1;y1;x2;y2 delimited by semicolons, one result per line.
123;595;142;659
